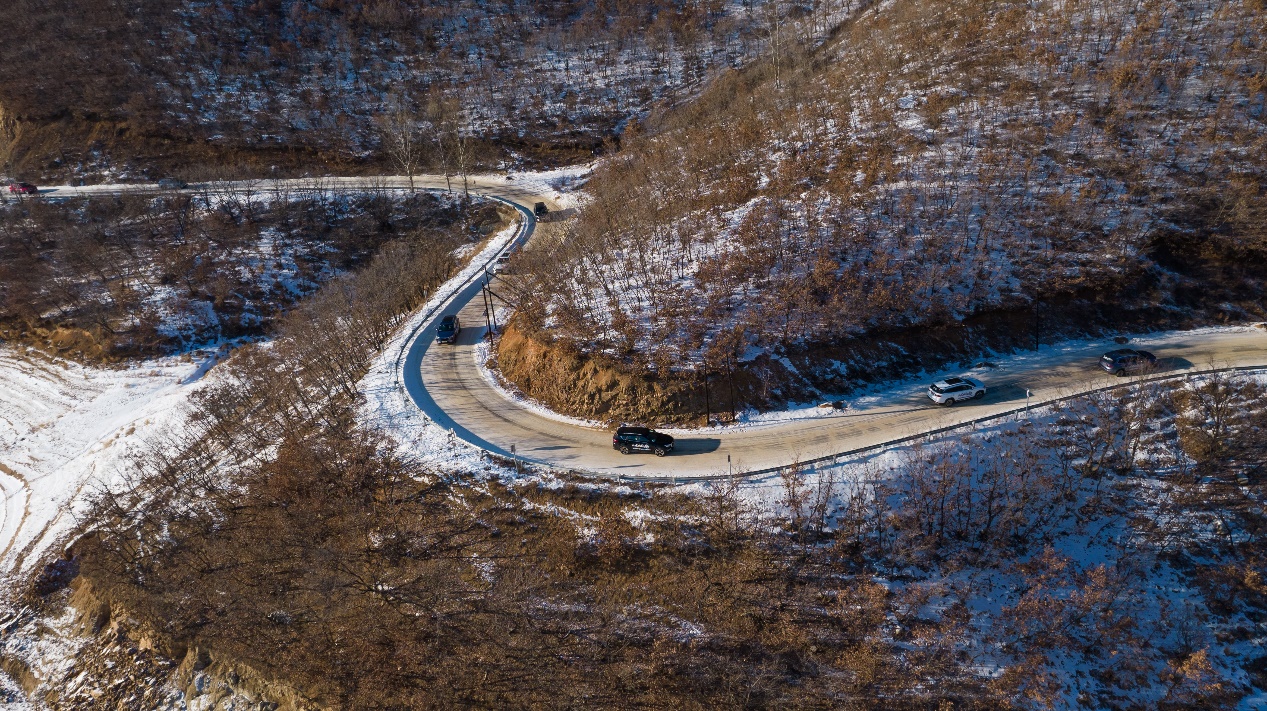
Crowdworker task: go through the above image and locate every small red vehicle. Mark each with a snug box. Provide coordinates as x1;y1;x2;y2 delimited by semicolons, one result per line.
7;182;37;195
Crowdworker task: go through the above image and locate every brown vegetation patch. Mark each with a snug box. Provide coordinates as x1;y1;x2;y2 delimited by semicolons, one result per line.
495;321;704;425
0;0;785;181
0;191;504;362
506;0;1267;423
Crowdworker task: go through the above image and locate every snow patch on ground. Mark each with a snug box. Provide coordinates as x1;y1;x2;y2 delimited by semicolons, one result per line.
0;345;226;583
497;165;593;210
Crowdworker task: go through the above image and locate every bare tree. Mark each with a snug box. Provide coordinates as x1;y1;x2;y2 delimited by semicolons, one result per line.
426;95;458;194
0;106;17;182
377;93;425;191
454;128;472;204
427;95;475;203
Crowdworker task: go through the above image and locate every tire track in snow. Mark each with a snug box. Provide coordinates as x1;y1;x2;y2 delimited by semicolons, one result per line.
0;462;31;572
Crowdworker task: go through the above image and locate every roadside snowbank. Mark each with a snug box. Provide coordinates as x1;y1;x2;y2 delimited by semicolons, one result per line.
359;221;523;474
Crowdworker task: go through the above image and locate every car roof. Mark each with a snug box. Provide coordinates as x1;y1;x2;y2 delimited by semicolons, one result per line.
1103;349;1137;357
617;425;651;433
933;376;980;387
439;315;457;324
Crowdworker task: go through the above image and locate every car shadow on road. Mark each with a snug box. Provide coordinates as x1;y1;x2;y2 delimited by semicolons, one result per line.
1156;357;1194;373
455;328;486;346
673;438;722;455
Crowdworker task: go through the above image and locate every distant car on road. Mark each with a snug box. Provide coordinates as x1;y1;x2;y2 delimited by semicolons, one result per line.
436;315;461;344
612;425;675;457
157;178;188;190
8;182;37;195
488;251;513;274
534;201;548;217
1100;348;1156;376
927;376;986;406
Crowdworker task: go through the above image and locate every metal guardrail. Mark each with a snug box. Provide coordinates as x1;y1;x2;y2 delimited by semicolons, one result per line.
564;363;1267;485
330;186;1267;486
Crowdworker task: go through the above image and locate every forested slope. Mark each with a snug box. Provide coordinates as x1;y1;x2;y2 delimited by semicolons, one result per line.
506;0;1267;422
0;189;499;360
0;0;833;181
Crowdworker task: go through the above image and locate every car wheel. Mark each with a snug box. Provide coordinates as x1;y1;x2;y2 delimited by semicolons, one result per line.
1115;369;1125;377
654;447;667;457
618;445;631;455
944;398;956;406
974;390;985;400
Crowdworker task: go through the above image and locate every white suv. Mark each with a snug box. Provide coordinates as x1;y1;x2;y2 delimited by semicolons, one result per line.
927;376;986;405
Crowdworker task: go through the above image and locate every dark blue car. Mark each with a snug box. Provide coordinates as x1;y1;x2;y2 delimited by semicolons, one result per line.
436;315;461;344
612;425;674;457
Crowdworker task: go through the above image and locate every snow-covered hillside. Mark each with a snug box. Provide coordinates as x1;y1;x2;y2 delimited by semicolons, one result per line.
0;0;850;180
508;0;1267;419
0;347;217;582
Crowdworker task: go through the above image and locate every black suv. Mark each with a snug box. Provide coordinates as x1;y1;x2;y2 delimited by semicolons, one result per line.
1100;348;1156;376
612;426;674;457
436;315;461;344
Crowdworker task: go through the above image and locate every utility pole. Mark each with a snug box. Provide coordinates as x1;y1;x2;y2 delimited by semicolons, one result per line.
481;277;493;339
486;276;498;333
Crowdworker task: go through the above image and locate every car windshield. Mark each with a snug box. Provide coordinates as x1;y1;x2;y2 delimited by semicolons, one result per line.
439;317;456;330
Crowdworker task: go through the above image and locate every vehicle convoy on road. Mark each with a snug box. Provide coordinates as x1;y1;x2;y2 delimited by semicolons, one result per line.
7;182;37;195
927;376;987;405
436;315;461;344
612;426;675;456
1100;348;1157;376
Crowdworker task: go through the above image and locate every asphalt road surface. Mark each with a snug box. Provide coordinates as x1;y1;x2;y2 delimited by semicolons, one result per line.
31;173;1267;480
420;318;1267;479
377;183;1267;479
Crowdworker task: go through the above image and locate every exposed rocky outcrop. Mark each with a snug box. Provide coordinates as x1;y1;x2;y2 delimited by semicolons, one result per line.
0;572;322;711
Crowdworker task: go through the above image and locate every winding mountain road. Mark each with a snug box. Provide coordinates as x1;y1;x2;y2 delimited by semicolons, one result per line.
364;183;1267;480
419;313;1267;479
25;174;1267;480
